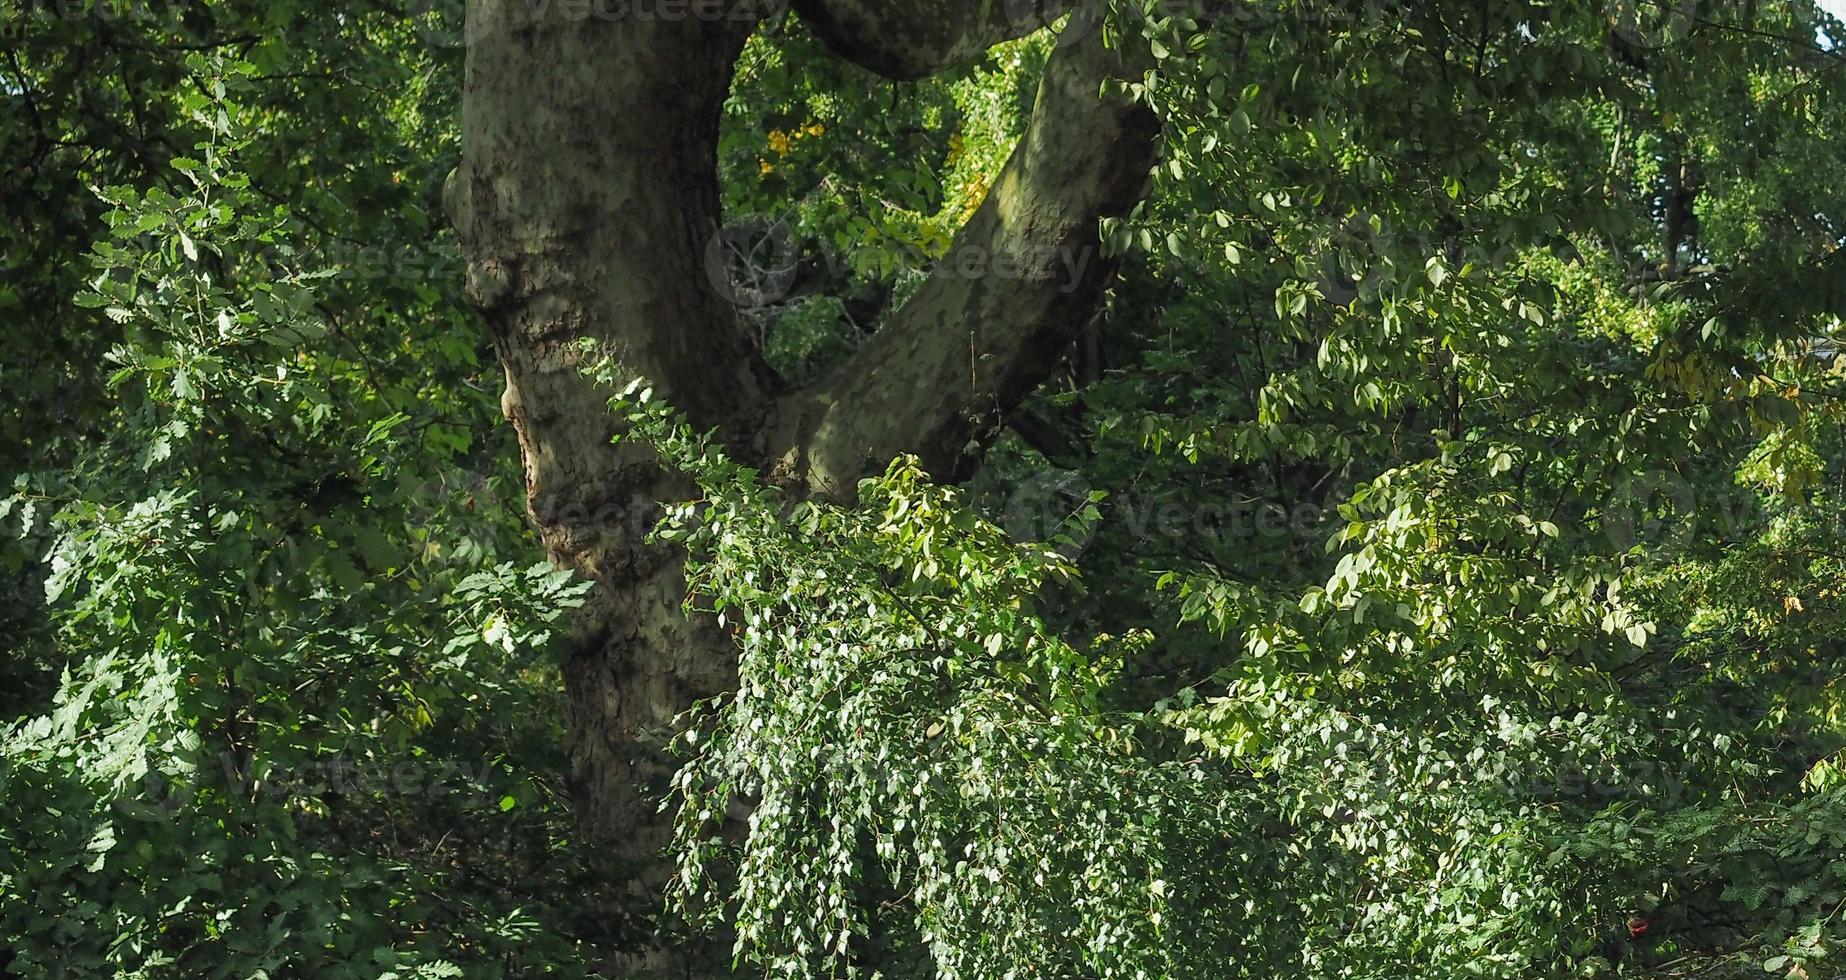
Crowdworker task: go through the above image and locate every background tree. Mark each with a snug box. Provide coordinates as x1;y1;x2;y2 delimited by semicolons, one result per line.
5;0;1846;977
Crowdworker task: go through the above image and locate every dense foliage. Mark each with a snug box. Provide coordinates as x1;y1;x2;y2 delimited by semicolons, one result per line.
5;0;1846;977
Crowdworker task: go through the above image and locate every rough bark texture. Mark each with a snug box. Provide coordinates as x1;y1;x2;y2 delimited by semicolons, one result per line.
455;0;1161;967
453;0;771;885
768;31;1158;493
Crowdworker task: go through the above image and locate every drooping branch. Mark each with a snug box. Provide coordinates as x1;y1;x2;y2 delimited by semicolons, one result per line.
767;28;1160;494
789;0;1077;79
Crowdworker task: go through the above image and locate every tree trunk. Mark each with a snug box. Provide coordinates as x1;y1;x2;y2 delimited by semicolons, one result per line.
453;0;773;889
454;0;1162;967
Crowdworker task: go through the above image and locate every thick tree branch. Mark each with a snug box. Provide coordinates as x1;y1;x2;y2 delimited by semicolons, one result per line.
1008;405;1091;469
790;0;1076;79
455;6;777;920
768;29;1159;494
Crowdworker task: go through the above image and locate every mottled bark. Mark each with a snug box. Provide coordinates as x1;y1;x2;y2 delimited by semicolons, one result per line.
453;0;771;889
768;30;1157;494
455;0;1161;968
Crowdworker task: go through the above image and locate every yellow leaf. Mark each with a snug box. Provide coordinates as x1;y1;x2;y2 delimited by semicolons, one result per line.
945;133;966;166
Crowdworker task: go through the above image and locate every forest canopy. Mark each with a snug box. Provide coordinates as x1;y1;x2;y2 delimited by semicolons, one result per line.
4;0;1846;977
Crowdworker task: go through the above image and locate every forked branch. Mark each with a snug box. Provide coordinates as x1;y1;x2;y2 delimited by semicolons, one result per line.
768;27;1160;494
